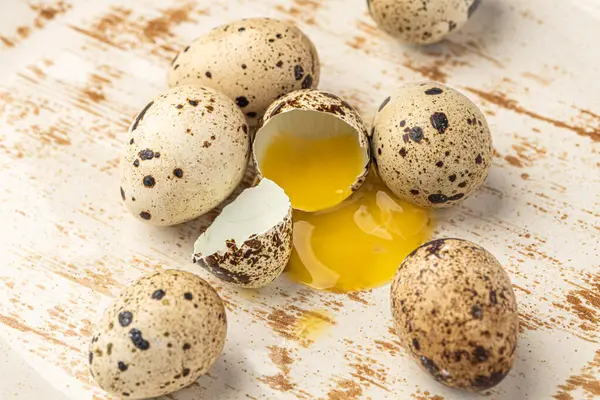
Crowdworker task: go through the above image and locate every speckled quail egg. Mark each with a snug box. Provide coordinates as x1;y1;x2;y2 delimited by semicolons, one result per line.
89;269;227;399
367;0;482;44
391;238;518;391
253;89;371;212
168;18;320;126
371;82;492;208
193;178;292;288
120;85;250;226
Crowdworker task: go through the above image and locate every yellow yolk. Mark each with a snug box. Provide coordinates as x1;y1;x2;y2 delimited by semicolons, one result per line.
286;172;434;293
293;310;333;341
259;132;365;211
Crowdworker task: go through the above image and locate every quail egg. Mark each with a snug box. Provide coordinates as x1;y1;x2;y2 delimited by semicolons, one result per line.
367;0;482;44
120;85;250;226
168;18;320;125
193;178;292;288
89;269;227;399
372;82;492;208
254;89;370;212
390;238;518;390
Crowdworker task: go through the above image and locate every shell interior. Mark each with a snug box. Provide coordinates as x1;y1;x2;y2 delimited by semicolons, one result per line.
254;110;369;166
193;178;290;256
254;109;370;211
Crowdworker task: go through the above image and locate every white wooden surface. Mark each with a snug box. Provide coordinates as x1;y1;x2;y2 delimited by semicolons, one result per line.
0;0;599;399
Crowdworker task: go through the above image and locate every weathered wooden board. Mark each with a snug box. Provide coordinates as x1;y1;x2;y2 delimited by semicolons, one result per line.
0;0;599;399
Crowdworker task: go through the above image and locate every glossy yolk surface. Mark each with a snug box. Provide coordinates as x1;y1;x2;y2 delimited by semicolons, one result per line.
259;132;364;211
286;172;434;293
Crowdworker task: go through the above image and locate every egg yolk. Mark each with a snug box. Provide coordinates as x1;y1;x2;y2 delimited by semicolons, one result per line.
286;172;434;293
259;132;365;211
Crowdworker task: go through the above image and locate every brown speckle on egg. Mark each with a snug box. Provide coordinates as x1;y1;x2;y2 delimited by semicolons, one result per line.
131;102;153;131
430;112;449;134
236;96;250;108
139;149;154;160
378;96;391;112
118;311;133;327
143;176;156;188
294;65;304;80
390;238;518;391
302;75;313;89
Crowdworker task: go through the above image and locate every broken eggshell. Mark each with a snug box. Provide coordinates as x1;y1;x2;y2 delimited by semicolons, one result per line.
253;89;371;211
193;178;292;288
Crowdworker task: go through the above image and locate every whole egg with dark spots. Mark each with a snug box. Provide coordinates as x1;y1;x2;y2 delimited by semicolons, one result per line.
89;270;227;399
371;82;492;208
168;18;320;126
390;238;518;391
367;0;482;44
120;85;250;226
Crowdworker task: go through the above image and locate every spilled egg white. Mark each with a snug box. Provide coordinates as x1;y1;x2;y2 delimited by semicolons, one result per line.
193;178;292;288
253;89;371;211
168;18;320;126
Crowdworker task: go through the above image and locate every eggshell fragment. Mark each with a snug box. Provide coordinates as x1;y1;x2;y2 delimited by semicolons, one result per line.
372;82;492;208
253;89;371;211
120;85;250;226
89;270;227;399
368;0;482;44
390;238;518;391
193;178;292;288
168;18;320;125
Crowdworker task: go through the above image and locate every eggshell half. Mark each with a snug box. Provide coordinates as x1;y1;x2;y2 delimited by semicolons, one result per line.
253;89;371;211
193;178;292;288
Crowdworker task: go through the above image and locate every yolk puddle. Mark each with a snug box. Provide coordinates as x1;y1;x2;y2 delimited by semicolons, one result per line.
293;310;333;341
286;172;434;293
259;132;364;211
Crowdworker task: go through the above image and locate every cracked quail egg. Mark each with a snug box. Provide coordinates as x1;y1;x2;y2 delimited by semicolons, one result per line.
253;89;370;212
193;178;292;288
89;269;227;399
367;0;482;44
120;85;250;226
168;18;320;126
390;238;518;391
372;82;492;208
